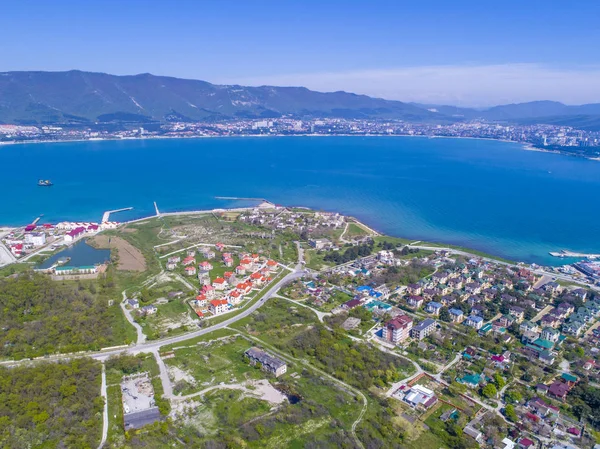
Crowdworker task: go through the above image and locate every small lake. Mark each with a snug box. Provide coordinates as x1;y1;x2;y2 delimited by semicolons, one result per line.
37;240;110;269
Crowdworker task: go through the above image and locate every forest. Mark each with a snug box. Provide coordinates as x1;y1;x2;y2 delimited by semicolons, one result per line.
0;358;102;449
0;272;130;359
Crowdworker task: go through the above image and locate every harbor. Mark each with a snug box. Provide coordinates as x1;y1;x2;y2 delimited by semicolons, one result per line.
550;250;600;259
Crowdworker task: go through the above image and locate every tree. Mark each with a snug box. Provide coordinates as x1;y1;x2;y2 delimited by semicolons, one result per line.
494;372;506;389
505;389;523;404
439;307;451;322
482;383;498;399
504;404;518;422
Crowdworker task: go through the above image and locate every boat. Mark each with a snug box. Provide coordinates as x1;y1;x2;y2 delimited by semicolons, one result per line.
38;179;53;186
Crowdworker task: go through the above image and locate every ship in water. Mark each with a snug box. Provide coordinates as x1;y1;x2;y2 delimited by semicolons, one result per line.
38;179;53;186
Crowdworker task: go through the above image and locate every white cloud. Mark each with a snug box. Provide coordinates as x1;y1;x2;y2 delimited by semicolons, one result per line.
219;64;600;107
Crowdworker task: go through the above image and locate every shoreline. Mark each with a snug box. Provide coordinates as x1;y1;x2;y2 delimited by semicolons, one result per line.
1;133;596;161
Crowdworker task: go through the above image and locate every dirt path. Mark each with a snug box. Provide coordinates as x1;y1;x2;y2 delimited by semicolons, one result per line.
89;235;146;271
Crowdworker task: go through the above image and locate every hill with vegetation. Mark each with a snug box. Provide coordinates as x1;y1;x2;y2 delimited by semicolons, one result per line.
0;70;445;125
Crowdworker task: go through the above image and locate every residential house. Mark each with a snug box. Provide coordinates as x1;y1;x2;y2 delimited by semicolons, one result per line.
166;261;177;270
541;327;560;342
407;283;422;295
182;256;196;266
245;347;287;377
509;305;526;322
382;315;413;344
199;261;213;272
449;308;465;323
410;318;437;340
185;266;197;276
407;295;424;309
141;305;157;315
209;299;229;315
201;284;216;299
426;301;443;315
465;315;484;330
228;290;243;305
520;321;540;334
212;278;227;291
127;299;139;309
223;257;234;267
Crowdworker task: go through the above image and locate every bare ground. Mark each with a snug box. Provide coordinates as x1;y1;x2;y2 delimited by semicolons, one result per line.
89;235;147;271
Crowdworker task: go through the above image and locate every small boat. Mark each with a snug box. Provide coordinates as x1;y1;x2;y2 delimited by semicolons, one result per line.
38;179;53;186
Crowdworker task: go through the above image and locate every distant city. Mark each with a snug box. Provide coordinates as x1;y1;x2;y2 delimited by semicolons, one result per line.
2;119;599;159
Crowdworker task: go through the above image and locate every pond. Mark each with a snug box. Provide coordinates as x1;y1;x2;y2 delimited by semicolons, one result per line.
37;240;110;269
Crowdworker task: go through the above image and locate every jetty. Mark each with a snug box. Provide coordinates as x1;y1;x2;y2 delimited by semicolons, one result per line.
549;250;600;259
32;216;42;225
154;202;161;217
215;196;275;208
102;207;133;223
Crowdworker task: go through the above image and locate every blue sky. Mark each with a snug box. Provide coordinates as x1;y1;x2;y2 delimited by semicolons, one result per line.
2;0;600;106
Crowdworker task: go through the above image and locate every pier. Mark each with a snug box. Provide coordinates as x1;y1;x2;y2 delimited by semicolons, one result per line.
215;196;275;208
549;250;600;259
154;202;161;217
101;207;133;223
32;216;42;225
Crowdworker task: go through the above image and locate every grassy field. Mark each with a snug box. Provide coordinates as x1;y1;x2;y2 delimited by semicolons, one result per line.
230;296;320;348
304;247;336;271
138;297;195;340
164;334;264;395
346;222;370;238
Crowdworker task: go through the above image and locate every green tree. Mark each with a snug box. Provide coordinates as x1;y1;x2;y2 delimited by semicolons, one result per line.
504;404;518;422
439;307;451;322
494;372;506;389
482;383;498;399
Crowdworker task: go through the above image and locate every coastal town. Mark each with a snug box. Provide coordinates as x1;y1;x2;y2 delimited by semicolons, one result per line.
1;118;599;159
1;203;600;449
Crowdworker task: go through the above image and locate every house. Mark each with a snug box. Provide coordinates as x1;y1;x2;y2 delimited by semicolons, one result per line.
517;438;534;449
426;301;443;315
182;256;196;266
509;305;525;322
583;359;596;370
245;347;287;377
382;315;413;344
127;299;139;309
209;299;229;315
457;373;482;388
194;294;208;307
557;302;575;316
24;232;46;246
215;242;225;252
342;299;363;310
463;426;484;444
538;350;556;365
200;248;216;259
185;266;197;276
266;259;279;271
541;327;560;342
407;295;424;309
64;226;86;242
528;397;560;417
223;257;234;267
201;284;216;299
571;288;587;301
235;265;246;275
541;313;561;328
250;272;266;286
440;295;456;306
199;261;213;272
141;305;157;315
465;315;484;330
309;238;331;250
449;308;464;323
411;318;437;340
166;261;177;270
548;381;570;401
403;385;438;409
407;283;422;295
187;249;196;257
520;321;539;333
228;290;243;305
543;282;562;295
212;278;227;290
236;282;253;295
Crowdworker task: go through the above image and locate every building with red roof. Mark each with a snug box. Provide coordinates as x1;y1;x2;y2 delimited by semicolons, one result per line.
209;299;228;315
382;315;413;344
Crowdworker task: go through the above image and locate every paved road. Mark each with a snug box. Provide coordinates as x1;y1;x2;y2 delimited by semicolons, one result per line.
91;268;308;361
120;292;146;345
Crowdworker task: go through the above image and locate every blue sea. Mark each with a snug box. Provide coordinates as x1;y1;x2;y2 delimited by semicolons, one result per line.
2;136;599;265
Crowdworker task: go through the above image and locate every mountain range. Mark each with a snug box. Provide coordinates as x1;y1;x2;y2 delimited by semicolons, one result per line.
1;70;600;130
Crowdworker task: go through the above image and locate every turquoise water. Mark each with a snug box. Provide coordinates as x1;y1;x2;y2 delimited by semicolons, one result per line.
2;136;599;265
38;241;110;269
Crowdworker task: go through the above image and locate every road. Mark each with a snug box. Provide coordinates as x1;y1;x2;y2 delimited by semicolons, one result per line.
98;364;108;449
120;292;146;345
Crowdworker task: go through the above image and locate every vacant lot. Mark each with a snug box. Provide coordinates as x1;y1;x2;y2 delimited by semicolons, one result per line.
90;235;147;271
